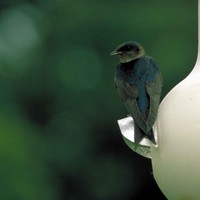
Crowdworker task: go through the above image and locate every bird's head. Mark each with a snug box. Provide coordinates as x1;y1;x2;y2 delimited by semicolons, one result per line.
110;41;146;63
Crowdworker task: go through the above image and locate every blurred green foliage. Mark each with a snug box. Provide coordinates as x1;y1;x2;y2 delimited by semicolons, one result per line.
0;0;197;199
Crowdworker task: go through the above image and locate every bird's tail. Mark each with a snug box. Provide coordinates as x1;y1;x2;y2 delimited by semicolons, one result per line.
134;122;155;144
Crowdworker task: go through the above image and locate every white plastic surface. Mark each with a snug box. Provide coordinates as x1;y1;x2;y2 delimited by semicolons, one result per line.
151;1;200;199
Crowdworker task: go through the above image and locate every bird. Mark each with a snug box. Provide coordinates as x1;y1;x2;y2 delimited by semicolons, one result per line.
111;41;163;143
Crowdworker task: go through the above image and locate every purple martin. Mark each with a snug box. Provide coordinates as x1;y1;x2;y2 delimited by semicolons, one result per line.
111;41;163;143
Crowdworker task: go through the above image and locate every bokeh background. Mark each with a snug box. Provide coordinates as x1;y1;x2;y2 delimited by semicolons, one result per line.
0;0;197;199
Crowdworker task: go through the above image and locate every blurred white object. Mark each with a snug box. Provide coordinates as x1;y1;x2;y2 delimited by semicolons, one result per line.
151;1;200;199
118;1;200;199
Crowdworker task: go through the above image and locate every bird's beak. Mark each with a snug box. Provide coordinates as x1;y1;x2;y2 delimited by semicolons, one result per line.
110;50;121;56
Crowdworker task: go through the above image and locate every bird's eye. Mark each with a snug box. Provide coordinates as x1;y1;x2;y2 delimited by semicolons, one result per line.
126;45;131;50
135;47;140;52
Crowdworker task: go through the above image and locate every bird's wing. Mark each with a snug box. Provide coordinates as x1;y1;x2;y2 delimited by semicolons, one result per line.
125;98;147;133
145;72;163;132
114;77;138;100
115;77;147;133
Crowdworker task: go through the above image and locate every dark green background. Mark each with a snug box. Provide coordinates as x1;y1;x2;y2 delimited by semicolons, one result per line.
0;0;197;199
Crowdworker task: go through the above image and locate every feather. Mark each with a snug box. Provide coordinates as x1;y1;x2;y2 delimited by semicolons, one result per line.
112;41;162;142
115;56;162;138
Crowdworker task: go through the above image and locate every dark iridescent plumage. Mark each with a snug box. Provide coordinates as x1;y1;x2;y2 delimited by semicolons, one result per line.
111;41;163;143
